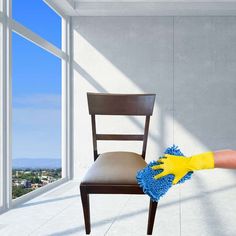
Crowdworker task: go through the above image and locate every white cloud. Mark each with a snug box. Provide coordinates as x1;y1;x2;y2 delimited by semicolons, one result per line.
13;94;61;109
12;94;61;159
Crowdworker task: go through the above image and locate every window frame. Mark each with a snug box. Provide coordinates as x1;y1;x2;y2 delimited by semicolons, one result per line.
0;0;72;212
0;0;11;213
0;0;4;212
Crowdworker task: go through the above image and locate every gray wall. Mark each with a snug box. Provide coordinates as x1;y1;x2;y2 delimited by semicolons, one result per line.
72;16;236;177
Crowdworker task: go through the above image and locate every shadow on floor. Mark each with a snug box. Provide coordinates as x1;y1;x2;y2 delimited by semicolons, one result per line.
48;182;236;235
17;194;80;209
48;207;148;236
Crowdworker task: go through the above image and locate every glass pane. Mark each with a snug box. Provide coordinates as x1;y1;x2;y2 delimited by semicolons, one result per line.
12;32;61;199
12;0;61;48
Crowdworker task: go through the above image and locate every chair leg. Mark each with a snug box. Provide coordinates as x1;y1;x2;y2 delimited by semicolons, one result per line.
147;199;158;235
80;185;91;234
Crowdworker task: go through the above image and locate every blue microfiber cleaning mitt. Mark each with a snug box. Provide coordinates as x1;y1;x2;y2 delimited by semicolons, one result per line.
136;145;193;202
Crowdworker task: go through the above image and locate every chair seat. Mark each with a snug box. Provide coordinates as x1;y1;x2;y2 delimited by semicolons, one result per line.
81;152;147;185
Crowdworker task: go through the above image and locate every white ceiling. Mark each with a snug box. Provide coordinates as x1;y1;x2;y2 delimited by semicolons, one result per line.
45;0;236;16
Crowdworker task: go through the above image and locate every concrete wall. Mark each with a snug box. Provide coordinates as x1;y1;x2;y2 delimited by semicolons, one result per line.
72;16;236;178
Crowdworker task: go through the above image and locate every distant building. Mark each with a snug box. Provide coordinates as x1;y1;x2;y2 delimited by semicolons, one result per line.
21;180;31;188
12;182;21;187
15;170;24;177
24;171;32;174
42;180;49;186
31;183;39;190
41;175;49;180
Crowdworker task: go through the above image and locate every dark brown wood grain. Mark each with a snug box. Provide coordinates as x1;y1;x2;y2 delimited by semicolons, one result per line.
87;93;155;115
96;134;144;141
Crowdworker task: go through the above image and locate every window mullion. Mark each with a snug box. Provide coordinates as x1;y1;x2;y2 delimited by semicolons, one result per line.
61;16;72;180
0;1;4;212
0;0;12;212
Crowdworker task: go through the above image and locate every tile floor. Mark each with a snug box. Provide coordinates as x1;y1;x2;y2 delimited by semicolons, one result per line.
0;168;236;236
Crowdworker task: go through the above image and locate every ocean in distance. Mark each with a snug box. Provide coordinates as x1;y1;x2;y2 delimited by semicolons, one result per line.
13;158;61;169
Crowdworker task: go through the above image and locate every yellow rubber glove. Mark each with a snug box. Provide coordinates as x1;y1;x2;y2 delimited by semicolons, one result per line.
151;152;215;184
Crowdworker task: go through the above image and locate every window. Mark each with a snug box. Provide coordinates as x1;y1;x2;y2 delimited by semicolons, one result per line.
0;0;69;211
12;0;61;48
12;33;62;199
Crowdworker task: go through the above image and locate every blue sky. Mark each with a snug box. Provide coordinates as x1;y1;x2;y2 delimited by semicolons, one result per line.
12;0;62;160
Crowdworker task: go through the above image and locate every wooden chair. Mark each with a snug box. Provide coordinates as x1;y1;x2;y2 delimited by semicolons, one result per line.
80;93;157;235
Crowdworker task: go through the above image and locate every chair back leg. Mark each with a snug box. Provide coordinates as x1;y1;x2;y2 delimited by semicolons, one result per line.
80;185;91;234
147;199;158;235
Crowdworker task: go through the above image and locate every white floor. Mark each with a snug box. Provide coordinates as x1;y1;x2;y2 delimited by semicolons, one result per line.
0;168;236;236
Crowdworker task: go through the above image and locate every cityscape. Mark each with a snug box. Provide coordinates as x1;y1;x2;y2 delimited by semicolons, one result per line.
12;168;61;199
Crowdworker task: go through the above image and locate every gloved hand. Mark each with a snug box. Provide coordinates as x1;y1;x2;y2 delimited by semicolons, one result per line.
151;152;215;184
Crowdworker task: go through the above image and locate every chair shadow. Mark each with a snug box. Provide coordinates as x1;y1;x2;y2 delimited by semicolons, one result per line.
48;183;236;236
48;207;149;236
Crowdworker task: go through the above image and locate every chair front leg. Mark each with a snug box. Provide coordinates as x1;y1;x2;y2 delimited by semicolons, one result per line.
80;185;91;234
147;199;158;235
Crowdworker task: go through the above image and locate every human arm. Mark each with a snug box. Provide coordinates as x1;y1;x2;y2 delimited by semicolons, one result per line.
214;149;236;168
152;149;236;184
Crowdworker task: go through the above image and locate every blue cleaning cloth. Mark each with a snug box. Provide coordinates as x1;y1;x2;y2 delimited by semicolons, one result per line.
136;145;193;202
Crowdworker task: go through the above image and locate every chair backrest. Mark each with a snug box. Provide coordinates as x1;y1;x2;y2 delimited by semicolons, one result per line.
87;93;156;161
